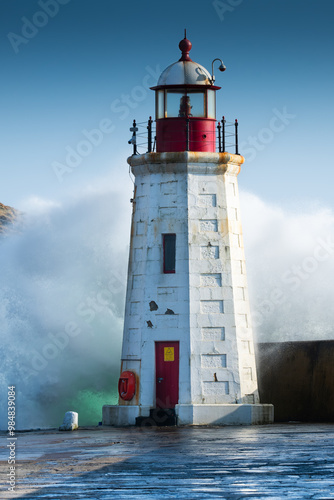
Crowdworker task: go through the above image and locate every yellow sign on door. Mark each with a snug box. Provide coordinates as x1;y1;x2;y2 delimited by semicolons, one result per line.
164;347;174;362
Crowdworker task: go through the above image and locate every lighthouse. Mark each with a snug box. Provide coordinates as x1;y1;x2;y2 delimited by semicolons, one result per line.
103;35;273;426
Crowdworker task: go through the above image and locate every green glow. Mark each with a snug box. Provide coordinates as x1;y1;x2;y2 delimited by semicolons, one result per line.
70;389;118;426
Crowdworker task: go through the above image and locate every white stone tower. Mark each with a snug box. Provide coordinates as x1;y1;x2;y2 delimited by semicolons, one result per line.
103;35;273;426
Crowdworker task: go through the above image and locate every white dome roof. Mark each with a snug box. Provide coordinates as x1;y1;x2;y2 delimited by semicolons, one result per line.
157;60;212;86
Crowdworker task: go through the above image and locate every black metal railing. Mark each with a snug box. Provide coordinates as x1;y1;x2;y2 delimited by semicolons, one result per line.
217;117;239;154
128;116;239;155
128;118;156;155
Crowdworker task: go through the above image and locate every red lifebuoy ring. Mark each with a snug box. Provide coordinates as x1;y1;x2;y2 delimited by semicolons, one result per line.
118;371;136;401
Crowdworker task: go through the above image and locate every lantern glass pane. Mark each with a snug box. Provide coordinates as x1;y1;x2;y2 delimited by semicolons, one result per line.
166;90;206;118
157;90;164;119
207;89;216;118
166;91;185;117
187;91;205;117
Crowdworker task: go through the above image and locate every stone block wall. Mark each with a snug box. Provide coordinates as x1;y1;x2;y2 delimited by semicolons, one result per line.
256;341;334;422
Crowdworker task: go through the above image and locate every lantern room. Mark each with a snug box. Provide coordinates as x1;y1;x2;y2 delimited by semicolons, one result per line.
151;34;224;153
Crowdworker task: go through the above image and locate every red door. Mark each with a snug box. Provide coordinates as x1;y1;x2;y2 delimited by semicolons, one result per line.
155;342;179;408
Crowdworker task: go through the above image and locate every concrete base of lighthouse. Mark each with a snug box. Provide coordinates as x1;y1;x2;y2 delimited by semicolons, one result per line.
102;404;274;427
176;404;273;426
102;405;143;427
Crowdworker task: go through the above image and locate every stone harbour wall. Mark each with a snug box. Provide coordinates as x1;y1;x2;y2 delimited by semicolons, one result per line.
256;340;334;422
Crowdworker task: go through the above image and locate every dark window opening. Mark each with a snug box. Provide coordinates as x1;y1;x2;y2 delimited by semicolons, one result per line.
163;234;176;274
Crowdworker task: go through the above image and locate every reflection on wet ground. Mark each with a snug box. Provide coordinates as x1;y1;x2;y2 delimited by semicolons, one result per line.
1;423;334;499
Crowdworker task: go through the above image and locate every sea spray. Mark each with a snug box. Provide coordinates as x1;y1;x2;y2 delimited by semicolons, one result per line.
0;188;130;430
241;191;334;343
1;187;334;429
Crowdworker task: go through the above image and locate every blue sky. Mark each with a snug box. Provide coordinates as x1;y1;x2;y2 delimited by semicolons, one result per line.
1;0;333;210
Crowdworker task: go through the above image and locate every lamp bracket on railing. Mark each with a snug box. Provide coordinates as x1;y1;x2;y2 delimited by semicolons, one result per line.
210;58;226;84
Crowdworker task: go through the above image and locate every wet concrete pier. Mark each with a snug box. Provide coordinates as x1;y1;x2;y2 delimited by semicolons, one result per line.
1;424;334;499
